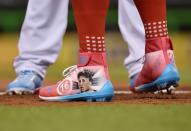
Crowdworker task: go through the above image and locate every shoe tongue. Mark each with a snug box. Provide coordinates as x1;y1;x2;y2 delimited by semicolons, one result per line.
20;70;33;76
166;37;173;50
145;37;169;53
78;54;90;67
78;52;107;67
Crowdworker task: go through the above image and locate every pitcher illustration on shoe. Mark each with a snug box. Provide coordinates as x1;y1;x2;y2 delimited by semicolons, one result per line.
39;53;114;102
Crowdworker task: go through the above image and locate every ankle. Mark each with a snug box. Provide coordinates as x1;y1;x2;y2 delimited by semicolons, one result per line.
145;37;170;64
78;52;110;79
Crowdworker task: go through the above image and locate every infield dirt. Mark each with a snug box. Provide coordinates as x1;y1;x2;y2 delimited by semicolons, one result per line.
1;80;191;106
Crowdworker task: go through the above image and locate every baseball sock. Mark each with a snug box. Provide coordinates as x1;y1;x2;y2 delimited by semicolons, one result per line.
134;0;170;63
71;0;109;53
134;0;168;39
71;0;110;78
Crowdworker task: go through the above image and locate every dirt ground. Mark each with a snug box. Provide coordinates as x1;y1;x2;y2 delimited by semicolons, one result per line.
1;80;191;106
1;93;191;106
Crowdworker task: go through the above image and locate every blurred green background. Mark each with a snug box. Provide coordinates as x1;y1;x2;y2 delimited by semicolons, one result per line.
0;0;191;87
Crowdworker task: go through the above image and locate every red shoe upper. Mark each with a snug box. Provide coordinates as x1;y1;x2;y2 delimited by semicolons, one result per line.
134;37;171;87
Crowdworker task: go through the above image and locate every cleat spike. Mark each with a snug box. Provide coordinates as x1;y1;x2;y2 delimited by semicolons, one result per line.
15;90;22;95
8;91;13;96
96;98;106;102
23;91;30;95
105;97;112;102
86;99;93;102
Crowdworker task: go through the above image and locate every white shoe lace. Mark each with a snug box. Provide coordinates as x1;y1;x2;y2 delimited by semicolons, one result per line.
62;65;77;77
137;56;145;64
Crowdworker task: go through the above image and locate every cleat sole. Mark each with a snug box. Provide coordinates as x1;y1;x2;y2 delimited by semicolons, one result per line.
7;87;36;95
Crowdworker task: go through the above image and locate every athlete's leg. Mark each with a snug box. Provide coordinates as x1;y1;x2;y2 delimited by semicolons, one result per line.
7;0;69;95
118;0;145;78
39;0;114;102
130;0;180;92
14;0;69;78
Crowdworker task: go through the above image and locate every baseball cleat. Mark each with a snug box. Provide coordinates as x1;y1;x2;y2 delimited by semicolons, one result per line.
39;65;114;102
130;64;179;93
39;53;114;102
7;70;43;95
129;37;180;93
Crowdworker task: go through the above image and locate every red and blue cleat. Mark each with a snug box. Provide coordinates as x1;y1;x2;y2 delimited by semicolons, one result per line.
39;53;114;102
130;37;180;93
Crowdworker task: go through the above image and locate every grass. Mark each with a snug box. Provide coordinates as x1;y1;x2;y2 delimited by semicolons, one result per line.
0;104;191;131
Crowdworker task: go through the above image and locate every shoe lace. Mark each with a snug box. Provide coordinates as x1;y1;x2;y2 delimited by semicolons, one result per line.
137;56;145;64
19;70;34;78
126;56;145;73
62;65;77;78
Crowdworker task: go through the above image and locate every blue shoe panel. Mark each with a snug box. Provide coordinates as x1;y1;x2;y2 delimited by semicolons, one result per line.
155;64;180;83
7;70;42;92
